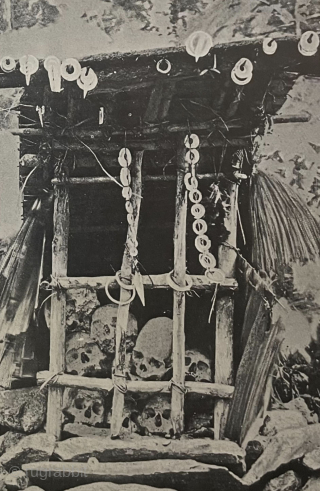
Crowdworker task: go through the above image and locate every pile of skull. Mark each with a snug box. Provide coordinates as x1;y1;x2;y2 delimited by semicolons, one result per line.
62;296;213;435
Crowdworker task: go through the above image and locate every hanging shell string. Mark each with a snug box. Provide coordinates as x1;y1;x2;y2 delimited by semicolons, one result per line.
184;133;225;319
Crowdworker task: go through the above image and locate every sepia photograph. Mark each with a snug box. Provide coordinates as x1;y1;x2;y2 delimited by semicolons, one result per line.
0;1;320;490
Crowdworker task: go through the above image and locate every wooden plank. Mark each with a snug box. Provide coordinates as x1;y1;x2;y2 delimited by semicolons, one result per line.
143;80;165;123
22;459;246;491
214;181;237;440
54;437;246;476
56;274;238;291
111;150;143;438
171;144;187;437
46;183;69;440
37;371;235;398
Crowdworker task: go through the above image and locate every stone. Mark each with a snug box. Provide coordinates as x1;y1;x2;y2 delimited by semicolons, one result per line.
54;436;246;476
262;471;302;491
63;424;111;439
0;434;56;470
243;424;320;486
284;398;318;424
303;446;320;471
0;388;46;433
4;470;29;490
0;432;25;457
65;484;177;491
302;477;320;491
259;410;308;437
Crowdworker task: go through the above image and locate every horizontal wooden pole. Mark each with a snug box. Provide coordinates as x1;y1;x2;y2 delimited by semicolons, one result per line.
37;371;234;398
55;273;238;290
12;114;308;140
52;173;217;186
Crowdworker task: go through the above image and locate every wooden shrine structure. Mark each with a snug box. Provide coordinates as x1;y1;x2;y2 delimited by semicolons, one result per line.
6;36;320;444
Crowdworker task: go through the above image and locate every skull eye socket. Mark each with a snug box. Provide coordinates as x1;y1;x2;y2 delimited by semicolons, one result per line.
133;350;143;360
198;361;209;371
122;416;130;428
72;352;78;360
74;397;86;410
149;357;163;369
92;401;103;415
162;409;171;420
189;362;197;373
81;352;90;363
144;407;156;418
185;356;192;366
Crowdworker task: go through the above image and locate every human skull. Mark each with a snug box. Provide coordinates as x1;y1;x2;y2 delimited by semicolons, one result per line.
185;349;212;382
63;389;105;426
105;397;141;436
130;317;173;380
44;288;99;331
66;331;111;377
91;304;138;356
141;394;172;436
185;397;214;433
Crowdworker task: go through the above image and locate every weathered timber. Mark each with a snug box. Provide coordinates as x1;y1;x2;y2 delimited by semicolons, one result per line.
22;459;246;491
111;151;143;438
243;423;320;486
170;143;187;437
225;301;286;445
54;437;246;476
143;80;166;123
52;173;217;185
56;274;237;291
12;114;309;139
46;182;69;440
214;181;237;439
303;447;320;472
302;477;320;491
64;484;176;491
37;371;234;398
262;471;302;491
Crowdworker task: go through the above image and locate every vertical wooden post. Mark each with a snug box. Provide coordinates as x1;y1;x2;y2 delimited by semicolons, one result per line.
47;183;69;439
171;144;187;437
111;151;143;438
214;182;237;440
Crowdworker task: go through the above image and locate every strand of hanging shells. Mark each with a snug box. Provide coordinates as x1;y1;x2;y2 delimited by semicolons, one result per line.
184;134;224;283
118;147;138;263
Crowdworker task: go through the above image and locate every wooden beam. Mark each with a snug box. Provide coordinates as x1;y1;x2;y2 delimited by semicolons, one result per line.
52;173;217;186
37;371;234;398
111;150;143;438
171;143;187;437
214;181;237;440
56;274;237;291
46;183;69;440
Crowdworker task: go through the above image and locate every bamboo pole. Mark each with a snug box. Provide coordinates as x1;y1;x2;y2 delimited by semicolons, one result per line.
214;181;237;440
56;274;237;291
170;143;187;437
51;173;217;185
111;150;143;438
37;371;234;398
46;183;69;439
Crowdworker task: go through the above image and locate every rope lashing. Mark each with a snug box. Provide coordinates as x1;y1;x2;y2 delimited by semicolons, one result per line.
39;371;64;392
169;379;187;394
112;368;128;394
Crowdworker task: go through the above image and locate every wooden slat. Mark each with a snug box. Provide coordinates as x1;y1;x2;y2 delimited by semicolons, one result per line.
111;150;143;438
46;184;69;439
214;181;237;440
56;274;237;291
37;371;234;398
171;144;187;437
